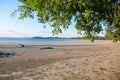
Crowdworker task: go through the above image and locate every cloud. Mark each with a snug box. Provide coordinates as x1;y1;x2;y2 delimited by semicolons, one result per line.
0;29;19;34
39;30;51;34
0;29;4;31
0;29;53;37
0;29;25;37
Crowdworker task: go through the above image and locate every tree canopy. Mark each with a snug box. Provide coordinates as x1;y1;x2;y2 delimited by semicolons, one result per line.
12;0;120;41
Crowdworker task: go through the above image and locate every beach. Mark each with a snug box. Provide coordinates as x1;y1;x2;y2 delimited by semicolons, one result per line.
0;40;120;80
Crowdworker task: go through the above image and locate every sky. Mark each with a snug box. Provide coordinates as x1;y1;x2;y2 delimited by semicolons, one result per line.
0;0;105;38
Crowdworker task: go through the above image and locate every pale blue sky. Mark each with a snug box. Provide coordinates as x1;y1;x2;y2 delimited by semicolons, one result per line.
0;0;104;38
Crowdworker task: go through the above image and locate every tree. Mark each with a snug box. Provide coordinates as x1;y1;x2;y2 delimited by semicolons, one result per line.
12;0;120;42
105;32;113;40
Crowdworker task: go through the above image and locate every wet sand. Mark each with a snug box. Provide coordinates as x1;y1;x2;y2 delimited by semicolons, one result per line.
0;40;120;80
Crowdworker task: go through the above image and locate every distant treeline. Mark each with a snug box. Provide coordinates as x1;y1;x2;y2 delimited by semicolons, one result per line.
65;36;105;40
32;37;60;39
32;36;105;40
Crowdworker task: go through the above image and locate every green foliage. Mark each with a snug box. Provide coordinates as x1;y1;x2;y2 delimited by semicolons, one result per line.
105;32;113;40
12;0;120;42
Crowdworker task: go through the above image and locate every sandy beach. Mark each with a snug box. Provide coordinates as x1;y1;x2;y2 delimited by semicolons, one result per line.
0;40;120;80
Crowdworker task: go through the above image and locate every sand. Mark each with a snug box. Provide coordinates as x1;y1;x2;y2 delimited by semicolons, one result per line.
0;40;120;80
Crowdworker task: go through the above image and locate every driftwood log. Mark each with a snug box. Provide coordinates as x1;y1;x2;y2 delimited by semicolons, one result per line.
40;47;53;50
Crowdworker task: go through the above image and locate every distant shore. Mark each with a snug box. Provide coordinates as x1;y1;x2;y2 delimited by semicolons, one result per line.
0;40;120;80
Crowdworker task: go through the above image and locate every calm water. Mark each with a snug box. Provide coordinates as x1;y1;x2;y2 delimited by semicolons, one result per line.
0;38;80;42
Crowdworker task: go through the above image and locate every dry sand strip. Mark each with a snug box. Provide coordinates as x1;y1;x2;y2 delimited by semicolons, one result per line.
0;53;120;80
0;40;120;80
21;53;120;80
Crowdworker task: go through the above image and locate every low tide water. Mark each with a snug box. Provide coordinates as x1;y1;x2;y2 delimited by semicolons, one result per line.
0;37;80;42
